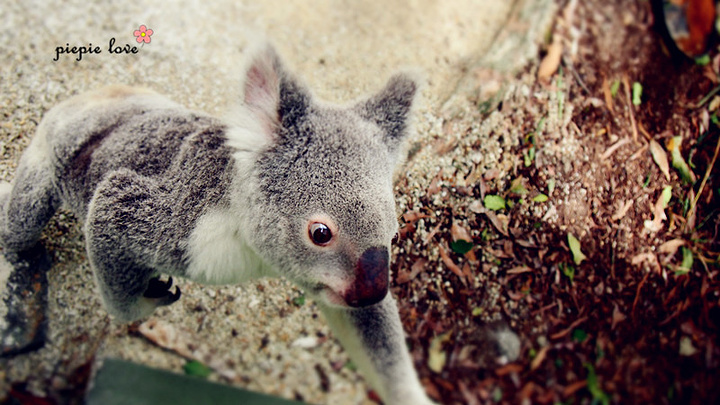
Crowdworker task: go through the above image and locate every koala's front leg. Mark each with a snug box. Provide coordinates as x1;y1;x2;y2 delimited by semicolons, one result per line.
85;169;180;322
319;295;435;405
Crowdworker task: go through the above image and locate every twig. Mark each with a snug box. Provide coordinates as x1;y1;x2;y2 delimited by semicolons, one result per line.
564;57;591;95
549;316;588;340
685;134;720;232
632;270;651;321
600;137;630;160
694;83;720;109
623;75;639;143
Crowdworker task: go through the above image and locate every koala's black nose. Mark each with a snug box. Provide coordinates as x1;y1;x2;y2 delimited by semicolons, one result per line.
345;246;389;308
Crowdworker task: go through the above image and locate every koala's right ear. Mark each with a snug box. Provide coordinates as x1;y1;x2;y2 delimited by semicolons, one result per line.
241;45;310;142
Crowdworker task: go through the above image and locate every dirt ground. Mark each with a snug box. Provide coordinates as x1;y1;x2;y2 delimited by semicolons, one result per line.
393;0;720;404
2;0;720;404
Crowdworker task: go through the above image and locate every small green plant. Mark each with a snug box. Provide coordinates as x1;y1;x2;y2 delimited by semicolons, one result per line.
183;360;212;378
484;195;506;211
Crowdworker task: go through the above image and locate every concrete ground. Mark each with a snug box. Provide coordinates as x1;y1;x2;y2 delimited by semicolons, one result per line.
0;1;554;404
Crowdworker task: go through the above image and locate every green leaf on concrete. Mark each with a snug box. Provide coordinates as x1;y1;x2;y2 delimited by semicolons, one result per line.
184;360;211;378
678;247;693;273
559;262;575;282
632;81;643;105
533;194;549;203
668;136;695;183
484;195;506;211
428;332;451;373
510;177;529;195
292;294;306;307
450;239;474;255
660;185;672;208
568;233;587;265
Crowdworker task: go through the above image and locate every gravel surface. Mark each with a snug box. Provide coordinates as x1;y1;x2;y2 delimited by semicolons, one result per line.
0;1;555;404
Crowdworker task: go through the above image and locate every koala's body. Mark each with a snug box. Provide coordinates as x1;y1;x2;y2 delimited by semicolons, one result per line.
0;46;434;404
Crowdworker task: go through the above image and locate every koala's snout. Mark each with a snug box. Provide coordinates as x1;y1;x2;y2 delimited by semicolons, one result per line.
344;246;389;308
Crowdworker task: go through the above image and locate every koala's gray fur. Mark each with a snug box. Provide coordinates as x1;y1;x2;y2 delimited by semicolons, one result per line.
0;45;434;404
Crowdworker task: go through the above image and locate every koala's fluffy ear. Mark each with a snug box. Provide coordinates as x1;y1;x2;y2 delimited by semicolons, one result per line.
241;45;310;141
356;73;419;150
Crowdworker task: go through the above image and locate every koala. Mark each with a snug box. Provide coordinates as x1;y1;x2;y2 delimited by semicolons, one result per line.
0;45;435;404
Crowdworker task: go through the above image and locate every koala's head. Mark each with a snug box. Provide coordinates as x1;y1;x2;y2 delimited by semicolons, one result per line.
236;45;418;309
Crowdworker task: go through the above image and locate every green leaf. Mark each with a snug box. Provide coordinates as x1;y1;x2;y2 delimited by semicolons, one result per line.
584;363;610;405
632;81;643;106
471;307;483;316
524;147;536;167
660;186;672;208
510;178;529;195
567;233;587;265
183;360;212;378
450;239;474;255
572;328;588;343
610;80;620;97
533;194;549;203
491;387;503;402
428;333;451;373
669;136;695;183
292;294;306;307
679;247;693;273
695;54;711;66
547;179;555;195
559;262;575;282
484;195;506;211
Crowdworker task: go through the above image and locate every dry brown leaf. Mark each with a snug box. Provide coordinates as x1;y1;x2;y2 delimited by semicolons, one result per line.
538;40;563;83
402;210;430;223
649;139;670;181
644;186;671;233
483;169;501;181
563;380;588;397
486;212;509;236
659;238;685;255
397;258;427;284
611;200;633;221
468;199;484;214
507;266;533;274
139;319;194;358
450;222;472;242
631;252;662;273
602;76;614;112
439;245;466;282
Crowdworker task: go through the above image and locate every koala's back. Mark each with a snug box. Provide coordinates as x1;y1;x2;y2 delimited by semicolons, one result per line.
34;86;234;219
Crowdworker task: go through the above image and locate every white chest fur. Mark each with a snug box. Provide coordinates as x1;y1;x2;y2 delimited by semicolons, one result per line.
184;208;269;285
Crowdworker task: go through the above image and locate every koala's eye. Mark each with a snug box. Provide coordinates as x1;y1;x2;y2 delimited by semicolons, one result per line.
309;222;333;246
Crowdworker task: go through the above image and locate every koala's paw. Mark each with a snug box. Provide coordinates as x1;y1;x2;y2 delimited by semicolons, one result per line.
1;243;51;357
143;276;181;306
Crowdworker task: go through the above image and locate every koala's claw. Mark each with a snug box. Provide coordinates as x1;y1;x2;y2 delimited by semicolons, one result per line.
143;276;181;305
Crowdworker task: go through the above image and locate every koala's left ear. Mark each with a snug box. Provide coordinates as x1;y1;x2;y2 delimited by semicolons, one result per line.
355;73;419;149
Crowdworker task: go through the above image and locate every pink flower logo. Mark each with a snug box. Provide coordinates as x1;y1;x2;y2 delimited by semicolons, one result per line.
134;25;153;44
